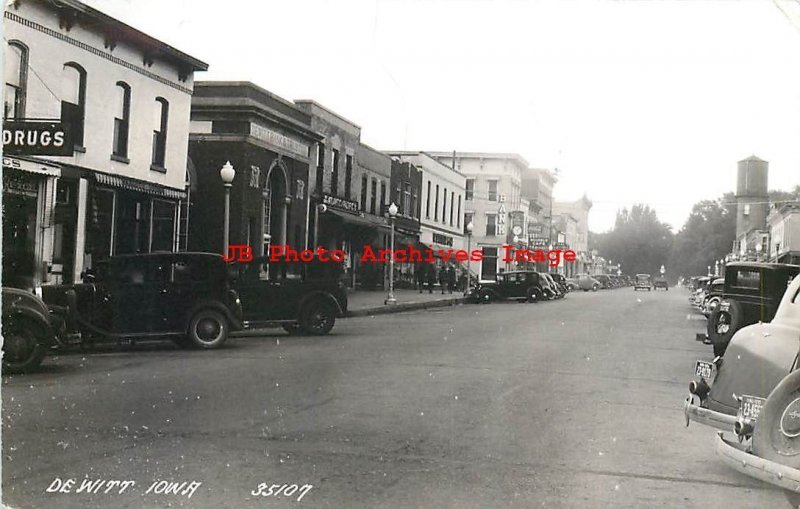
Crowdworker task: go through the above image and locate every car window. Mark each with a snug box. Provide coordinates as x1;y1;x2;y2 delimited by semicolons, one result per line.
731;269;760;289
116;260;147;285
171;259;209;284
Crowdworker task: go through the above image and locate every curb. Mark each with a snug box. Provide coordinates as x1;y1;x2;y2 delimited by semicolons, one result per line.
345;297;467;317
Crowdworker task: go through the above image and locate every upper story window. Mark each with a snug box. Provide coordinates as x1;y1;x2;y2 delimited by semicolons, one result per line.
442;187;448;223
486;213;497;236
152;97;169;169
403;182;412;217
488;180;498;201
315;143;325;192
450;191;455;226
465;179;474;201
370;178;377;215
434;184;440;221
425;181;431;218
112;82;131;158
345;154;353;199
380;181;386;215
360;174;368;211
61;62;86;148
331;149;340;195
5;41;28;119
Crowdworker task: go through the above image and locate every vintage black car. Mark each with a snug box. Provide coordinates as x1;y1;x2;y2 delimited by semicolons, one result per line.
472;270;547;303
701;277;724;317
684;271;800;506
595;274;612;289
228;256;347;335
1;288;60;373
653;276;669;290
540;273;563;299
549;273;570;294
706;262;799;357
634;273;652;291
41;252;243;349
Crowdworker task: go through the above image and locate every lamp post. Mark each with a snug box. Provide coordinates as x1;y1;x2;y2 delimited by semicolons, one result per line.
313;203;327;248
219;161;236;254
385;202;398;305
465;221;474;296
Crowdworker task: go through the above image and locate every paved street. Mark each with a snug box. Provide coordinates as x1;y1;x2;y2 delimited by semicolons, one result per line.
1;288;787;508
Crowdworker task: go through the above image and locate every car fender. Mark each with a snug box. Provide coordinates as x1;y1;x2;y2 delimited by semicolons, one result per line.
184;300;243;332
298;291;344;317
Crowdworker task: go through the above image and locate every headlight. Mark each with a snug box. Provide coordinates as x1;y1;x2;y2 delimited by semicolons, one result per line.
34;285;43;298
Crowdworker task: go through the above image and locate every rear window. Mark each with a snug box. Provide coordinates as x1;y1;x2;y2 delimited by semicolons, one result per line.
730;269;760;289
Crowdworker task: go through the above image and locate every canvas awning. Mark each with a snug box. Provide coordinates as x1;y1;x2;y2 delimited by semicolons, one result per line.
94;172;186;199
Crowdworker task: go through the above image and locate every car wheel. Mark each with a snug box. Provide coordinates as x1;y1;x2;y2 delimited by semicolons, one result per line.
282;323;304;335
479;289;494;303
187;309;229;349
1;316;47;374
300;300;336;335
592;284;599;292
526;287;541;303
752;370;800;507
583;288;589;292
707;300;741;354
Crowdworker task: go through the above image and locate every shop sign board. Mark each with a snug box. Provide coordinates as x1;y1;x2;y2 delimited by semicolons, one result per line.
3;120;73;156
322;193;359;214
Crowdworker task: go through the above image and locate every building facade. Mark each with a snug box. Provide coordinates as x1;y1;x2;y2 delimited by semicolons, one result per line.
553;195;593;274
767;201;800;265
429;152;527;281
187;82;320;256
3;0;207;286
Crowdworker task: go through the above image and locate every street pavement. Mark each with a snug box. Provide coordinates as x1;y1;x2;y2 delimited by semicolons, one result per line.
1;287;787;508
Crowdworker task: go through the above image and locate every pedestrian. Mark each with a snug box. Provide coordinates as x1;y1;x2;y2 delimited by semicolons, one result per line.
415;263;425;293
446;264;456;294
426;263;436;294
438;264;448;294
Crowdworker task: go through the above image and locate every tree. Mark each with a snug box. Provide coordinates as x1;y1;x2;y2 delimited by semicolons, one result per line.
668;193;735;279
595;204;673;277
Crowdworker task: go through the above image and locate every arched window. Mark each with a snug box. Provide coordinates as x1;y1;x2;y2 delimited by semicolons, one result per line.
152;97;169;168
112;81;131;158
61;62;86;147
5;41;28;119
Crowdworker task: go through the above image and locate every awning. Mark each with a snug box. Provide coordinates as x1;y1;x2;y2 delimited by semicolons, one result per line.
2;156;61;177
326;209;390;231
94;172;187;199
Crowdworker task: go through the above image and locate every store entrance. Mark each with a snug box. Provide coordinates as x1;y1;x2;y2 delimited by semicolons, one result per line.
2;190;38;288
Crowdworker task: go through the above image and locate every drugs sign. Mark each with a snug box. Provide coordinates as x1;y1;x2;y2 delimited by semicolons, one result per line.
3;121;73;156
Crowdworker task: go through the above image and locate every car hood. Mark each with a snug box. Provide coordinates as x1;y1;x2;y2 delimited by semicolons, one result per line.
708;321;798;414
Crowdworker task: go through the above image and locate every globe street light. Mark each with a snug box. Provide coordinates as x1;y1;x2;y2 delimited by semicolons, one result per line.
219;161;236;254
465;221;474;296
385;202;399;305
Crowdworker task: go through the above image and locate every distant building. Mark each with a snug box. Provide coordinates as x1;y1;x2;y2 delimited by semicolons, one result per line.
733;155;769;259
767;201;800;265
521;168;558;271
3;0;207;286
553;195;593;274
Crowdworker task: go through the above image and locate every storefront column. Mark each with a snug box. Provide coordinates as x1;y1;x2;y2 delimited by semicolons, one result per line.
73;178;88;283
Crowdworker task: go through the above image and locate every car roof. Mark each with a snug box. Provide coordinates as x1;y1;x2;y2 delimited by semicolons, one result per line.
109;252;222;261
726;262;800;271
636;273;651;277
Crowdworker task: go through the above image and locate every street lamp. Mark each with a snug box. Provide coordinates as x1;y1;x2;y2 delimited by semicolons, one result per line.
219;161;236;254
465;221;474;296
313;203;327;248
385;202;399;305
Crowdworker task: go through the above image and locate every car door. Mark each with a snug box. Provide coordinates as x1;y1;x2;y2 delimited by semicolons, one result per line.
233;257;280;324
107;257;158;335
158;256;210;333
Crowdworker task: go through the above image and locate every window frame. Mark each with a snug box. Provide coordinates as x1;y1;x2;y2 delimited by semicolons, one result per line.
151;97;169;170
112;81;131;159
5;40;28;119
61;62;87;148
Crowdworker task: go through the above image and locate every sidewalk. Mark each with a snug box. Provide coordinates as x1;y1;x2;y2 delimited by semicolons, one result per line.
345;287;467;317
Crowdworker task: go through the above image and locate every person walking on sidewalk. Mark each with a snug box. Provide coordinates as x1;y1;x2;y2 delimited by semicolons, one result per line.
446;264;456;294
415;264;425;293
438;265;448;294
426;263;436;294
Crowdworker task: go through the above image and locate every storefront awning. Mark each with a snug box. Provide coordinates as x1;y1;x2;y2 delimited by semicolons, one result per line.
327;210;390;231
94;172;187;199
2;156;61;177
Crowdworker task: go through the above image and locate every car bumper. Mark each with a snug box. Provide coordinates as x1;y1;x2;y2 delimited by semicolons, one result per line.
716;432;800;493
683;396;737;429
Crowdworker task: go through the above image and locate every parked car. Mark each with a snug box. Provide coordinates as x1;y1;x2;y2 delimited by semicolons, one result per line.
541;273;564;299
595;274;612;289
565;278;581;291
683;270;800;506
549;273;570;294
634;274;652;291
701;277;724;318
471;271;547;303
576;274;601;292
706;262;799;357
1;288;62;373
229;255;347;335
653;276;669;290
41;252;243;349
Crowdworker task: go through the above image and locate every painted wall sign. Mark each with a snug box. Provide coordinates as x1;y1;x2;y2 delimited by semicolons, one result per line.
432;232;453;246
3;121;73;156
249;123;309;159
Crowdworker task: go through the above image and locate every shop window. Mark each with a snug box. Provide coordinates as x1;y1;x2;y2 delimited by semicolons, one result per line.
88;188;115;260
61;62;86;148
4;41;27;119
115;195;151;255
345;154;353;199
488;180;498;201
112;82;131;158
481;247;498;280
151;200;176;252
331;149;339;195
152;98;169;169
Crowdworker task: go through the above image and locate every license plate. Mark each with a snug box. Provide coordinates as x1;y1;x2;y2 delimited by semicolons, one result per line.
695;360;714;379
740;395;766;421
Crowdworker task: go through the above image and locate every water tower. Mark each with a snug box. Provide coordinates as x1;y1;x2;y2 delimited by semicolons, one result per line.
735;155;768;239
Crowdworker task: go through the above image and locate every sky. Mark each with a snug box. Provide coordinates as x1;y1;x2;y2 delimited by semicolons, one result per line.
84;0;800;232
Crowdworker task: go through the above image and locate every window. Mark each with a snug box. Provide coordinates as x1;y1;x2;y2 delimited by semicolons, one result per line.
151;200;176;252
4;41;27;119
481;247;498;280
370;178;377;215
442;187;447;223
425;181;431;218
152;97;169;168
403;182;411;216
743;203;750;216
465;179;474;201
434;184;440;221
488;180;498;201
315;144;325;192
412;188;418;219
112;82;131;158
486;213;497;236
345;154;353;199
457;195;462;228
380;181;386;215
360;174;368;211
61;62;86;147
450;191;455;225
331;149;339;195
731;269;760;289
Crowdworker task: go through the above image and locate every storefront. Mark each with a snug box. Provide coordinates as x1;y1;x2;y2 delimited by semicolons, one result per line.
2;156;60;287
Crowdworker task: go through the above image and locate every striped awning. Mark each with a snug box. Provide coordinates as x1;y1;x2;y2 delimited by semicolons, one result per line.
94;172;187;199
